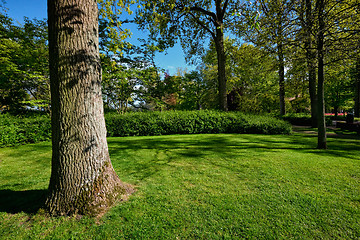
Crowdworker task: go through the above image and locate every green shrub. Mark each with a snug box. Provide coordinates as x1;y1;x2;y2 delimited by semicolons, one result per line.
282;113;313;126
0;113;51;147
105;111;292;137
0;111;291;147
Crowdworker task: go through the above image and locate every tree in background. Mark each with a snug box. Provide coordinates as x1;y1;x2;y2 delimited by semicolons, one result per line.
297;0;318;127
45;0;133;216
0;13;26;110
354;55;360;117
0;13;49;111
349;4;360;118
18;18;50;111
135;0;243;111
202;39;278;113
313;0;360;149
97;10;172;112
325;61;354;117
284;48;310;113
242;0;297;116
101;54;139;113
177;71;208;110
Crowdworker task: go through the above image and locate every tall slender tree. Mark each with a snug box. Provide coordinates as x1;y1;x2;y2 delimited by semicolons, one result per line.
243;0;297;116
313;0;360;148
355;55;360;117
134;0;243;111
45;0;133;216
315;0;327;149
299;0;318;127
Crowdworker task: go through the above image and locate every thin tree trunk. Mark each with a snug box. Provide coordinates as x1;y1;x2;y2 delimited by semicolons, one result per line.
278;43;286;116
334;106;338;118
46;0;133;216
305;0;318;127
308;62;318;126
215;28;228;111
316;0;327;149
355;56;360;118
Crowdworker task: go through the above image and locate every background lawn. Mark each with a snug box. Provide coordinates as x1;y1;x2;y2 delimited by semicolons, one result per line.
0;132;359;239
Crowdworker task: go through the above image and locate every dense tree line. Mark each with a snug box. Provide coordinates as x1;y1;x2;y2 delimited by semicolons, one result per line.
1;0;360;147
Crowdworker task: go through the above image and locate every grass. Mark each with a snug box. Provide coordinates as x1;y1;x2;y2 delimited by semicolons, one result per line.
0;131;360;239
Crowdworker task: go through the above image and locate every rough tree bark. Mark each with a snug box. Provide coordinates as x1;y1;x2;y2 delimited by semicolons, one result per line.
45;0;133;216
316;0;327;149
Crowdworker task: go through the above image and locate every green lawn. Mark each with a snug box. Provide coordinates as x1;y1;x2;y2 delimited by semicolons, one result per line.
0;132;359;239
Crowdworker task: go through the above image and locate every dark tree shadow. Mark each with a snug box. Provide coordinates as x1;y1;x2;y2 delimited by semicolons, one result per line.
0;189;47;214
107;132;360;181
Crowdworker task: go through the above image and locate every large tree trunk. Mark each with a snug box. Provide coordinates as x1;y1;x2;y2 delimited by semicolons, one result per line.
305;0;318;127
316;0;327;149
46;0;133;216
278;43;286;116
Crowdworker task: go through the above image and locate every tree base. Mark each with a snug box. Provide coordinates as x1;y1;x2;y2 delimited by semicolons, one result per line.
45;164;135;217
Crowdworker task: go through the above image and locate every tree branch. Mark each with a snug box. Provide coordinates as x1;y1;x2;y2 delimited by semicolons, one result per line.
189;6;218;25
187;11;216;40
222;0;230;18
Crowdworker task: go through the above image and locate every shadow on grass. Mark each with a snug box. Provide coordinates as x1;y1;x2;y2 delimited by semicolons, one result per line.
0;189;47;214
2;132;358;214
108;133;360;181
109;133;360;159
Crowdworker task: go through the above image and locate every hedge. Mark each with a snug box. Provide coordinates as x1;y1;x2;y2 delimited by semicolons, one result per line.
105;111;292;137
0;111;292;147
0;113;51;147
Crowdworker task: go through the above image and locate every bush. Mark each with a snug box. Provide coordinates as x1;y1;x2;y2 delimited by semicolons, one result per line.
0;113;51;147
0;111;292;147
282;113;313;126
105;111;292;137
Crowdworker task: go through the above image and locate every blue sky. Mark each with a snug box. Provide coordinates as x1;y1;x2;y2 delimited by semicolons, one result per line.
4;0;194;75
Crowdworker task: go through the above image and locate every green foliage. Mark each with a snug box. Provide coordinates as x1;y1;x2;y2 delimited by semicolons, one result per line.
143;70;210;111
97;0;135;55
176;71;208;110
202;40;279;112
325;61;354;113
105;110;292;137
0;113;51;147
101;54;140;114
0;14;49;111
282;113;313;126
0;111;291;147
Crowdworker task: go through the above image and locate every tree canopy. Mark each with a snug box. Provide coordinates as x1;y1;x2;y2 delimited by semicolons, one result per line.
1;0;360;149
